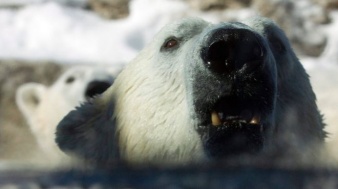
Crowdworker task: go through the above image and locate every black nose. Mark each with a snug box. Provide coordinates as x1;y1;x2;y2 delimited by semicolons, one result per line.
85;80;112;99
202;28;264;74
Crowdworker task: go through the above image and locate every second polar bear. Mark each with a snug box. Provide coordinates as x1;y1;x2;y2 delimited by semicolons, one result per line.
16;65;121;165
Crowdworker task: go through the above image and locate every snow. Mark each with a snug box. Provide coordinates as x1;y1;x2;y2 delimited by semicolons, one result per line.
0;0;87;7
0;0;337;138
301;11;338;141
0;0;189;64
0;2;133;64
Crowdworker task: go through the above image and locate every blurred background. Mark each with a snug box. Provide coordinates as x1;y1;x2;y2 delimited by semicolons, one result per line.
0;0;337;165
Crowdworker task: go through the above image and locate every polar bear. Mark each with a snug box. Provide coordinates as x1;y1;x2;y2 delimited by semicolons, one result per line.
56;17;325;167
16;65;121;165
0;61;64;162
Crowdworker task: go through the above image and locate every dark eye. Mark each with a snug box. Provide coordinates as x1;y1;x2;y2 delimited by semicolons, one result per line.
269;36;286;53
161;38;179;51
66;76;75;84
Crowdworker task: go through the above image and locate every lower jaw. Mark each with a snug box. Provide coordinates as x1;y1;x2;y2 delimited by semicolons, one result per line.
201;122;265;159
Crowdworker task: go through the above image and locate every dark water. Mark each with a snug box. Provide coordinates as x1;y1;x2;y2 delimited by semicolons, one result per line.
1;165;338;189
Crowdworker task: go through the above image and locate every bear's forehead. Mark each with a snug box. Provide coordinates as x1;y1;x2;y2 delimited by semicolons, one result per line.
241;17;281;37
156;17;274;41
157;17;210;39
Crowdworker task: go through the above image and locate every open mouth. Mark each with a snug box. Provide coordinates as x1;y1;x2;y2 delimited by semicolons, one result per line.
209;96;263;127
199;96;265;159
211;107;261;127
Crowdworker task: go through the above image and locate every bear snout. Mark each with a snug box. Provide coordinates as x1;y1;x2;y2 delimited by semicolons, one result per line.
193;27;277;160
85;80;112;99
201;28;265;75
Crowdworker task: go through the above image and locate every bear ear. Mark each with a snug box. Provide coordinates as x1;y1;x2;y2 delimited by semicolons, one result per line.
55;99;119;166
16;83;47;120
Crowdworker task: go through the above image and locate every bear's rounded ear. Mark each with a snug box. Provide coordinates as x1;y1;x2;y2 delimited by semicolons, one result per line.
16;83;47;119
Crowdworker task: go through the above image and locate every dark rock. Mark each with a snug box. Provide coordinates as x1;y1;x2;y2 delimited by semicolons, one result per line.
186;0;252;11
87;0;130;19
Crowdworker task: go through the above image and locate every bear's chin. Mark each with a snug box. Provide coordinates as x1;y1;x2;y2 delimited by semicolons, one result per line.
195;94;269;159
199;121;264;159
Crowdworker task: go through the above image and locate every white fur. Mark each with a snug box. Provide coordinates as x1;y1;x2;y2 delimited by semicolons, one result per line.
98;18;211;164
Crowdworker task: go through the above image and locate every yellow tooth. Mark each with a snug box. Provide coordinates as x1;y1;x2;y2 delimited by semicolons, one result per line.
250;115;261;124
211;111;222;126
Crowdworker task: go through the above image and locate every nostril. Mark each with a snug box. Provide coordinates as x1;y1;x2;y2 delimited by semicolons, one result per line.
206;40;235;74
85;81;112;99
202;29;265;75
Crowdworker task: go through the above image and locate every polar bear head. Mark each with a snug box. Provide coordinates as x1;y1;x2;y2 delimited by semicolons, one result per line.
16;65;121;162
56;17;325;166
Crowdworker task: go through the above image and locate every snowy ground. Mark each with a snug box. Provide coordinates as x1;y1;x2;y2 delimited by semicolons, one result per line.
302;11;338;142
0;0;337;139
